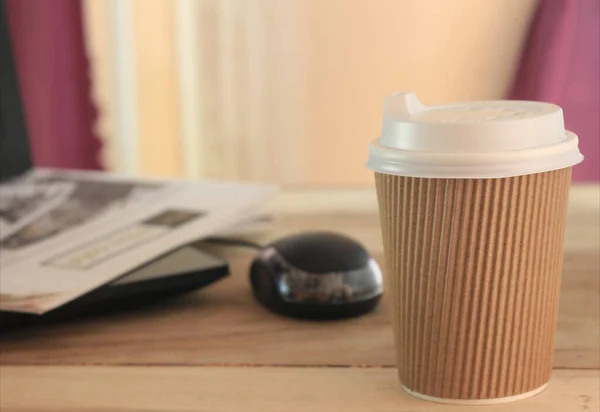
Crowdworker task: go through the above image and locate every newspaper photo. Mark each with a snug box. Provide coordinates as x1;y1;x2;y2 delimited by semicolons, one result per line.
0;168;277;314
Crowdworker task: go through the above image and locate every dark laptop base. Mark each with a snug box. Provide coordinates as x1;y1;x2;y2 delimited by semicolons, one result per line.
0;245;229;331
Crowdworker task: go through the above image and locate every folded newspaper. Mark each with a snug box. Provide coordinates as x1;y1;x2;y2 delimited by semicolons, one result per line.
0;168;277;314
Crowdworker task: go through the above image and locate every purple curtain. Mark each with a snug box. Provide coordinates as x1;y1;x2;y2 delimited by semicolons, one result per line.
5;0;102;170
510;0;599;182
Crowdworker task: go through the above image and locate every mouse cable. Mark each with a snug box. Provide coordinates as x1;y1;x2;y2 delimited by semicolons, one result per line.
202;236;263;250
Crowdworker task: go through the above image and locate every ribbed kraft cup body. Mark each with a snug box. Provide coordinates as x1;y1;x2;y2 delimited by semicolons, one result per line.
374;168;572;402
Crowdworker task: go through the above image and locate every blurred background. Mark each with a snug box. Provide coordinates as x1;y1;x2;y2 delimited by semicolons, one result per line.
3;0;599;185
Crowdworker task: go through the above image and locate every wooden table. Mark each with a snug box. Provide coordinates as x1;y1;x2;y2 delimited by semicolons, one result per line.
1;186;598;412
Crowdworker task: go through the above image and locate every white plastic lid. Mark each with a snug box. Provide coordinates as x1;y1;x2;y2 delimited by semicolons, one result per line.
366;92;583;178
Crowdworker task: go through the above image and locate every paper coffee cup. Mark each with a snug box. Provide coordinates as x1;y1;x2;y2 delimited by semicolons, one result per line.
366;93;583;405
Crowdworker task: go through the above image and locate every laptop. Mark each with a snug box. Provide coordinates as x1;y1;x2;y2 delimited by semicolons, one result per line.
0;1;229;330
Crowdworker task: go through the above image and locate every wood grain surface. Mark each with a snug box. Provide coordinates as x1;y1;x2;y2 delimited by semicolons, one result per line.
0;186;598;411
0;187;598;369
1;366;598;412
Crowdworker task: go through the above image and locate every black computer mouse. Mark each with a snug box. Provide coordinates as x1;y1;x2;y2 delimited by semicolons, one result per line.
249;231;383;319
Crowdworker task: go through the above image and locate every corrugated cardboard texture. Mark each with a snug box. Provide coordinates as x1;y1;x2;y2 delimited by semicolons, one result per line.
375;168;572;400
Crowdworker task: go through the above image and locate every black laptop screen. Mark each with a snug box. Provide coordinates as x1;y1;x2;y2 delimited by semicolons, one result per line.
0;1;32;181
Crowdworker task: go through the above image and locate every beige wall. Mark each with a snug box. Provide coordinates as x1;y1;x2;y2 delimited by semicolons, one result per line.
83;0;539;185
